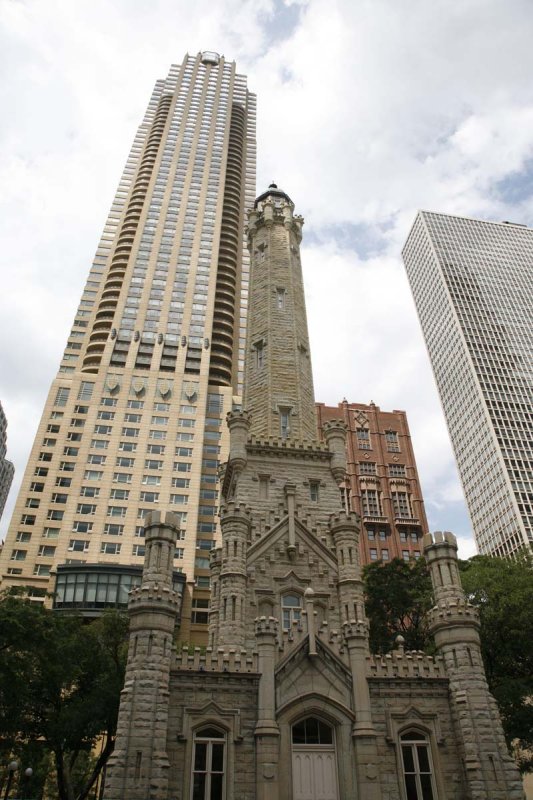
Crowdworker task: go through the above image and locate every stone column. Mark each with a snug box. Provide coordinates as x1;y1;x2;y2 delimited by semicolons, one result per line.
254;616;280;800
330;510;382;799
217;501;250;648
104;511;181;800
425;531;524;800
322;420;347;485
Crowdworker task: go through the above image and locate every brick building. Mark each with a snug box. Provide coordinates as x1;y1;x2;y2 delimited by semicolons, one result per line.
316;401;428;565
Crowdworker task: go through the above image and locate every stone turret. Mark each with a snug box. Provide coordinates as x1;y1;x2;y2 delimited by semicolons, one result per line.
425;531;524;799
244;184;317;442
216;501;251;648
104;511;181;800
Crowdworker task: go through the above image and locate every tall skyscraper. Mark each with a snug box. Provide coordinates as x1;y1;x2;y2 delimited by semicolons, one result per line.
0;52;256;639
316;400;429;564
0;401;14;522
403;211;533;558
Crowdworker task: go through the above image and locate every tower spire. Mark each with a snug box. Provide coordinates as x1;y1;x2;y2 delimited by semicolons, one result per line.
244;185;317;441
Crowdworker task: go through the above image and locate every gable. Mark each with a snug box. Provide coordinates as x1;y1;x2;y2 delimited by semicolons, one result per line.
247;514;338;571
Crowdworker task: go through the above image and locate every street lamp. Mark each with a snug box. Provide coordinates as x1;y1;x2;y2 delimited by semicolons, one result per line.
3;761;18;800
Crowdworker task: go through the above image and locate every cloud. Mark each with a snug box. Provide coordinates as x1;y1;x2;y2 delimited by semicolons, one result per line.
2;0;533;552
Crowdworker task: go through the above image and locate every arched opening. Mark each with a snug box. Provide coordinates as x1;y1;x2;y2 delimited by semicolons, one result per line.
399;729;436;800
191;726;226;800
291;717;338;800
282;593;302;631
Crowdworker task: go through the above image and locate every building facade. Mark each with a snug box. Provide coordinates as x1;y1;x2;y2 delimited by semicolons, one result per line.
403;211;533;557
316;401;429;564
0;52;256;640
0;401;14;522
104;188;523;800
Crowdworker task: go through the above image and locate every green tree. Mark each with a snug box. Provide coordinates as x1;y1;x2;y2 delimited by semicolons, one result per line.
459;553;533;771
363;557;433;653
0;590;128;800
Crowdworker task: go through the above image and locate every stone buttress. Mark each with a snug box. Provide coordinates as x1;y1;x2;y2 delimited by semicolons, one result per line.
425;531;524;800
104;511;181;800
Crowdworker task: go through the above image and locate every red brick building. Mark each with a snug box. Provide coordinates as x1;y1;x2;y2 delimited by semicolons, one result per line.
316;401;429;565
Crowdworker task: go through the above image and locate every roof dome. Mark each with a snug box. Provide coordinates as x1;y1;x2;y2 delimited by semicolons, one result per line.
254;182;293;208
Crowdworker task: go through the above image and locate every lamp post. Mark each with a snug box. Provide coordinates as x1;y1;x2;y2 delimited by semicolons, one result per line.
22;767;33;799
3;761;18;800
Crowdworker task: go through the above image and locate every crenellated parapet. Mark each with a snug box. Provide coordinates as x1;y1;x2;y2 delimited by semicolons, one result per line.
366;650;446;680
322;419;348;484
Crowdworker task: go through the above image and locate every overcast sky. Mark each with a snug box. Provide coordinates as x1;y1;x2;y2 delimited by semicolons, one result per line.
2;0;533;554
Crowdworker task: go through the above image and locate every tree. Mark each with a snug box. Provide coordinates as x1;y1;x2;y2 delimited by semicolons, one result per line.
459;553;533;771
363;557;433;653
0;590;129;800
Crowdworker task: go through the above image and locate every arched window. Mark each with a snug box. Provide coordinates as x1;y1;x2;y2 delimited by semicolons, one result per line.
192;726;226;800
282;593;302;631
291;718;337;799
292;717;333;745
400;729;436;800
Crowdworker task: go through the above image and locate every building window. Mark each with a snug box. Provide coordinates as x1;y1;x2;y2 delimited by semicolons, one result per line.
279;408;290;440
369;548;378;561
309;481;319;502
282;593;302;631
191;726;226;800
385;430;400;452
254;340;264;369
356;428;371;449
276;287;286;309
191;598;210;624
78;382;94;401
54;387;70;406
381;548;389;561
400;729;436;800
359;461;377;475
392;492;411;519
388;463;406;477
361;489;381;517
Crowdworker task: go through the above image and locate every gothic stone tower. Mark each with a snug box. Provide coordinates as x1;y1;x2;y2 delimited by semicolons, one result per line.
104;187;524;800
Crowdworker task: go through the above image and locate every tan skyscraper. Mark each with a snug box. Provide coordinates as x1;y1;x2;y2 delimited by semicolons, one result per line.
0;52;256;639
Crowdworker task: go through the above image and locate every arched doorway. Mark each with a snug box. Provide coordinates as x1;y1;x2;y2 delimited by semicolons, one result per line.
291;717;339;800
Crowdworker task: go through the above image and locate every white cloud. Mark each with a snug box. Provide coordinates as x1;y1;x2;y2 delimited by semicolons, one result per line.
2;0;533;552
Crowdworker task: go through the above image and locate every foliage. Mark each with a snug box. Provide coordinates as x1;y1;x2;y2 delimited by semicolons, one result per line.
0;589;128;800
362;557;433;653
459;553;533;771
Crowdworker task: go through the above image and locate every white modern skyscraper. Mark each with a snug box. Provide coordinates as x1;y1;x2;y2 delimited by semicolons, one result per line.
403;211;533;557
0;52;256;640
0;401;14;522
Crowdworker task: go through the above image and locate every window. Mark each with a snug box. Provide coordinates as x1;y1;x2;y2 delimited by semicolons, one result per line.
292;717;333;745
142;474;161;485
403;550;410;561
356;428;371;449
21;514;36;525
69;539;89;553
385;430;400;453
122;427;139;438
88;454;106;465
359;461;377;475
84;470;103;480
54;386;70;406
139;491;159;503
191;598;210;624
119;441;137;452
78;382;94;401
38;545;56;557
110;488;129;500
113;472;132;484
151;415;168;425
392;492;411;519
400;730;436;800
43;527;60;538
127;399;144;409
388;463;406;477
108;506;127;517
74;404;89;413
124;413;142;423
309;481;319;502
25;498;40;508
132;544;145;557
282;593;302;631
80;486;99;497
276;287;286;309
279;408;290;440
56;477;72;487
191;726;225;800
147;444;165;454
34;564;51;576
11;550;27;561
116;457;135;468
382;548;389;561
370;548;378;561
72;521;93;533
16;532;32;542
77;503;96;515
51;493;68;504
254;340;264;369
104;524;124;536
94;425;112;435
101;542;121;555
47;510;64;521
361;489;381;516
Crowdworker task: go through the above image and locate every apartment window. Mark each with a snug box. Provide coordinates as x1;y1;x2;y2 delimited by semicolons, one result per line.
16;532;31;542
196;576;211;589
97;410;115;420
72;521;93;533
125;413;142;423
104;524;124;535
145;459;163;470
388;463;406;477
110;489;129;500
113;472;132;484
54;387;70;406
147;444;165;454
11;550;27;561
101;542;121;555
74;404;89;413
361;490;381;517
25;498;40;509
400;730;436;800
63;447;78;456
77;504;96;515
56;477;72;487
151;415;168;425
191;726;226;800
80;486;99;497
392;492;411;519
34;564;51;576
68;540;89;553
107;506;127;517
119;441;137;452
402;550;410;561
132;545;145;557
139;491;159;503
75;382;93;401
87;454;106;465
70;418;85;428
116;457;134;468
38;545;56;557
122;427;140;438
191;598;210;624
149;429;166;440
142;475;161;485
356;429;371;450
84;470;103;480
20;514;36;525
369;548;378;561
43;527;60;539
382;548;390;561
385;430;400;452
43;437;56;447
100;398;117;407
359;461;377;475
127;399;144;409
94;425;112;435
282;594;302;631
34;467;49;476
47;424;60;434
38;452;53;462
170;494;188;505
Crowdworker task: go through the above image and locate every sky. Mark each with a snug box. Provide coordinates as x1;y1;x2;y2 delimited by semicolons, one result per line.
2;0;533;555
